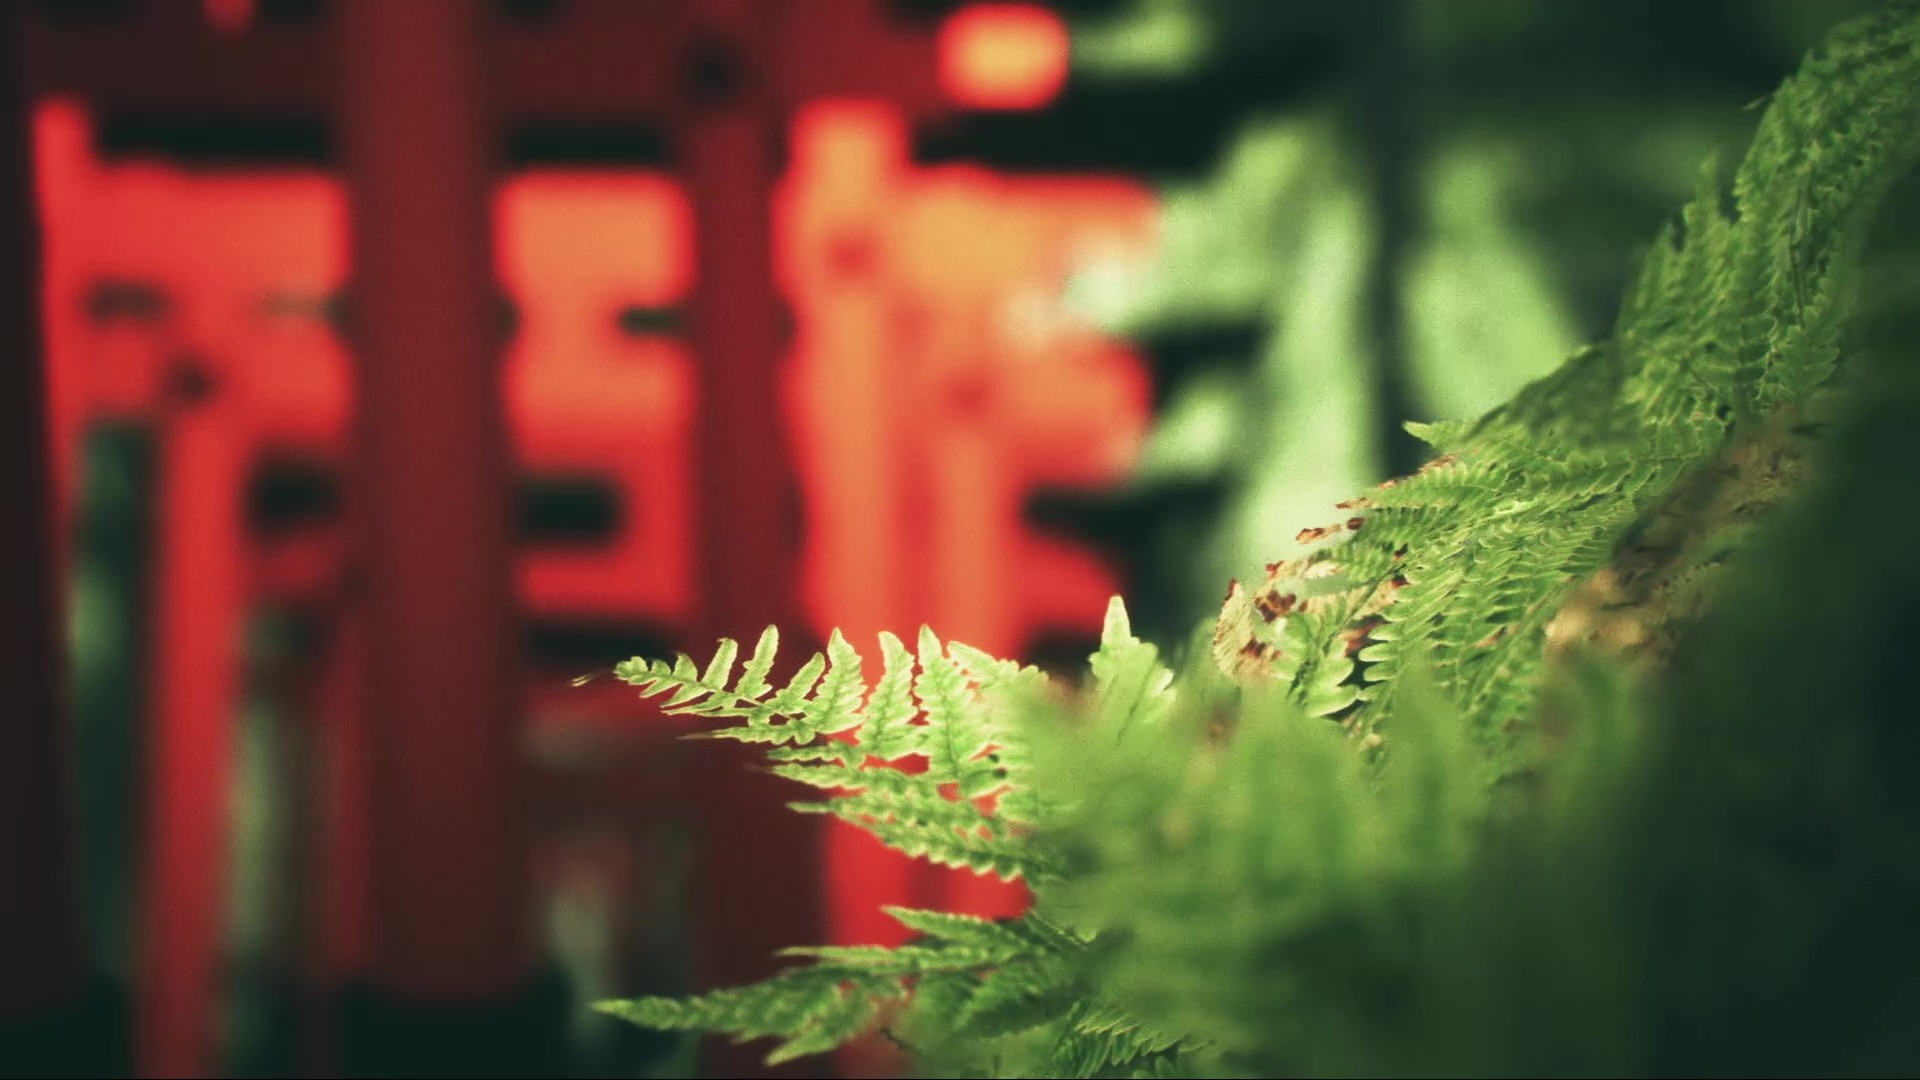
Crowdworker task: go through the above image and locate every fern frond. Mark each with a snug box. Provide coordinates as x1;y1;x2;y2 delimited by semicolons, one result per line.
860;630;922;762
1089;596;1176;734
917;625;1002;798
954;955;1085;1039
615;625;832;743
601;906;1087;1066
778;909;1067;977
884;905;1075;956
799;785;1052;881
1211;3;1920;777
1047;999;1194;1080
617;594;1118;883
595;967;904;1065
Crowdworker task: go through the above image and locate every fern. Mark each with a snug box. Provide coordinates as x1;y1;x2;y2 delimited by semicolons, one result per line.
593;904;1084;1066
1211;2;1920;781
599;597;1178;1070
616;621;1057;882
595;6;1920;1074
1087;596;1176;735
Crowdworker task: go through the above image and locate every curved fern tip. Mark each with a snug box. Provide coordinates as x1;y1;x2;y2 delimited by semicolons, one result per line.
1403;419;1443;445
1101;595;1134;646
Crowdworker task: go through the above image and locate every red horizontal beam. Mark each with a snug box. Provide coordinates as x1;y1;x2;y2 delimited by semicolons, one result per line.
24;0;944;123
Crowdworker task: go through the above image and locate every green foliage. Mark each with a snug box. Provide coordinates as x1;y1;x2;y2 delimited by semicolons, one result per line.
1028;657;1487;1077
1214;0;1920;778
595;6;1920;1075
613;623;1054;881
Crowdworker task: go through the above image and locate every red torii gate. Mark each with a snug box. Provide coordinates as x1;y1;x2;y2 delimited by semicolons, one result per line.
33;94;702;1076
24;2;1148;1076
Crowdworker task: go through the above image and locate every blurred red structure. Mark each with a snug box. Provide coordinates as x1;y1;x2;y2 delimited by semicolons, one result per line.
36;97;700;1078
781;99;1154;949
25;1;1155;1075
938;3;1073;110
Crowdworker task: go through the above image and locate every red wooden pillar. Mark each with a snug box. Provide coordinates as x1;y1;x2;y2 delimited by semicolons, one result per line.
138;363;247;1080
679;2;824;1076
334;2;562;1074
0;0;89;1048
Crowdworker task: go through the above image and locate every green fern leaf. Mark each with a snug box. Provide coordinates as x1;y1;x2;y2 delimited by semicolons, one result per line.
798;786;1048;880
884;906;1059;956
764;987;892;1065
595;967;893;1047
955;957;1084;1038
1049;999;1192;1080
756;652;827;724
699;636;739;689
799;630;866;739
860;631;921;763
1089;596;1175;735
737;625;779;699
917;626;1000;798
